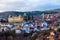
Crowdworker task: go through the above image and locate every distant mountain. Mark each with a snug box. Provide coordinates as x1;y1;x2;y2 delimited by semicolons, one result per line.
0;9;59;19
54;9;60;10
51;9;60;14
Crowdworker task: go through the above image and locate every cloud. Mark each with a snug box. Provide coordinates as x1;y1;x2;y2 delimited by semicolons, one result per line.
0;0;60;12
49;0;60;5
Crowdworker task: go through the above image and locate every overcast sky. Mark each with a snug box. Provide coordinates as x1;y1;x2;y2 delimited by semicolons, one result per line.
0;0;60;12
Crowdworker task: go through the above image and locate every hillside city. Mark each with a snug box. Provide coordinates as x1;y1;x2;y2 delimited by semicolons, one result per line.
0;11;60;40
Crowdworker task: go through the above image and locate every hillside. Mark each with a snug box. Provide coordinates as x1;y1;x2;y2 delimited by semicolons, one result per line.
0;9;59;19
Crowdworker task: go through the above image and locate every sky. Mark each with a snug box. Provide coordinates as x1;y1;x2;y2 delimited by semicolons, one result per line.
0;0;60;12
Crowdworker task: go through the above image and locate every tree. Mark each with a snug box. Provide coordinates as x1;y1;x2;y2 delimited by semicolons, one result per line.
24;16;28;21
0;19;7;22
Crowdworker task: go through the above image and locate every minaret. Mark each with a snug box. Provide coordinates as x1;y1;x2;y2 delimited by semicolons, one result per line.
43;13;44;20
41;13;44;21
24;13;27;16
